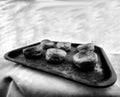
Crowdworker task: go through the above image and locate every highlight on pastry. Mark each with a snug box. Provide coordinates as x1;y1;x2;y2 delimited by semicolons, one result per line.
23;45;43;59
56;42;71;51
73;42;98;72
77;43;94;52
45;48;67;64
73;50;98;71
41;39;55;49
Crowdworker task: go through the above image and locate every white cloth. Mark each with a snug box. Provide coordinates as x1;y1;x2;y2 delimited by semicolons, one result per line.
0;0;120;58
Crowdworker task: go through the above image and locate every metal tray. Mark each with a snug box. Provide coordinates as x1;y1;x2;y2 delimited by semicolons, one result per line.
4;42;117;87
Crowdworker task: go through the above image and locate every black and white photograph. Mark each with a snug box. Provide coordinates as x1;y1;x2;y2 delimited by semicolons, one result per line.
0;0;120;97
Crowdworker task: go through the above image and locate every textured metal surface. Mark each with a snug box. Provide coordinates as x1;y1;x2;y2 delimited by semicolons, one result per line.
6;43;113;87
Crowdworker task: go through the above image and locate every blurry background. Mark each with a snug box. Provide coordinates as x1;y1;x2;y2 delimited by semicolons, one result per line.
0;0;120;58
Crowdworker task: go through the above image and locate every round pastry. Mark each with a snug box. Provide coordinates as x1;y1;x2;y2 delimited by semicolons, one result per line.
46;48;67;63
23;45;43;59
73;50;98;71
56;42;71;51
41;39;55;49
77;43;94;52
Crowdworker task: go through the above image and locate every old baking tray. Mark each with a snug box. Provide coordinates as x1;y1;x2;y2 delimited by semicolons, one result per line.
4;42;117;87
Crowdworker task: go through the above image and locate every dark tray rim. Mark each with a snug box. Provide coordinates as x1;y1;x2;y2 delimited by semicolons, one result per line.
4;42;117;88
